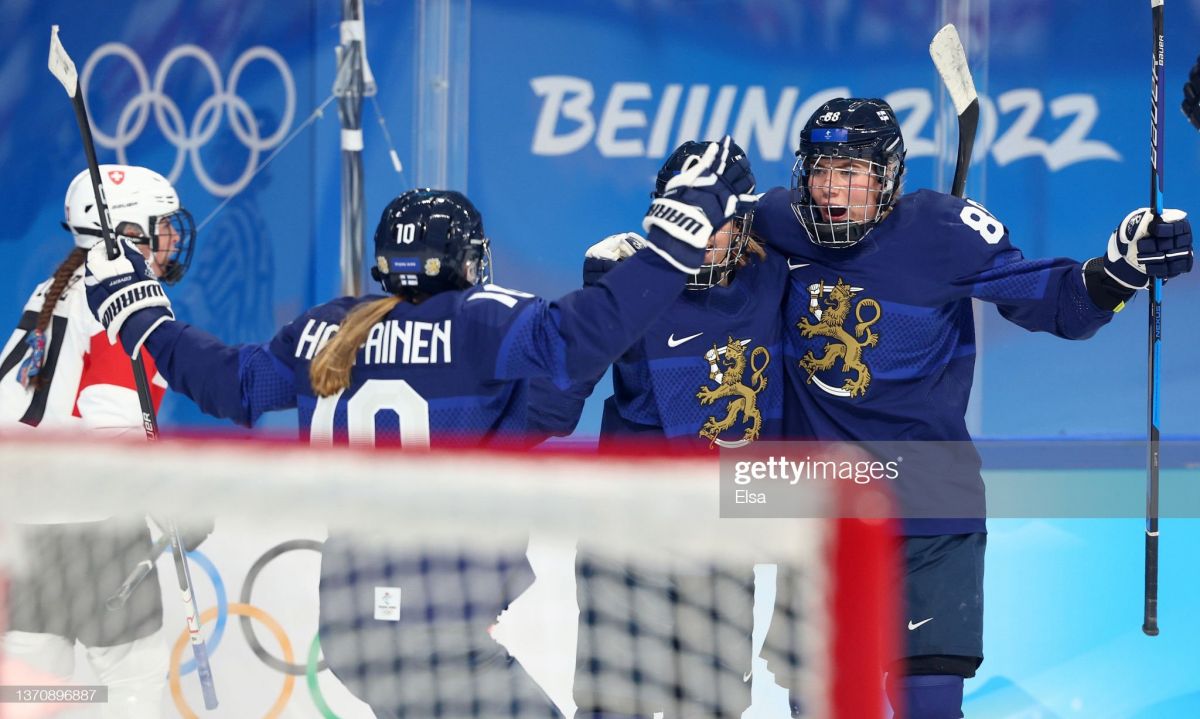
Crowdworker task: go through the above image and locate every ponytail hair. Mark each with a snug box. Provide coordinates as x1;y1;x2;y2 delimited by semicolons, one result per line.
19;247;87;389
310;296;402;397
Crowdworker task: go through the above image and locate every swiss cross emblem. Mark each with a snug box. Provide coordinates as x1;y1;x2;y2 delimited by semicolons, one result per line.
107;170;125;184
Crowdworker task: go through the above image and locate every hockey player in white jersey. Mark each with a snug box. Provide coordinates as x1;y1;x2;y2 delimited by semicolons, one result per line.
0;165;198;719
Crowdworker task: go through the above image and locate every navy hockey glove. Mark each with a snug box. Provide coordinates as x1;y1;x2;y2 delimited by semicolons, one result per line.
582;232;644;286
1085;208;1193;310
641;136;757;273
1104;208;1193;288
84;239;174;358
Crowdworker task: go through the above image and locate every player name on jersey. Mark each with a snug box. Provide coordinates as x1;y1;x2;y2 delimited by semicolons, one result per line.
294;317;452;365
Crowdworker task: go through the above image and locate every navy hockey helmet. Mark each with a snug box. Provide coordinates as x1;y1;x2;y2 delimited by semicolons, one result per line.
370;189;490;296
791;98;906;248
656;140;757;290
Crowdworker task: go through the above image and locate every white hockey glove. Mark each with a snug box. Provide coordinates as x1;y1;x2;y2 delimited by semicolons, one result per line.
641;136;757;274
84;239;174;358
582;232;645;286
1103;208;1193;289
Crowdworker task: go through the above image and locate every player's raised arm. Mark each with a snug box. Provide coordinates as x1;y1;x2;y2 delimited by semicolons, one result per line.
469;137;758;386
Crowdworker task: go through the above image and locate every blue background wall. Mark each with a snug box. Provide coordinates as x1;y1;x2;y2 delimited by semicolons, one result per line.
2;1;1198;716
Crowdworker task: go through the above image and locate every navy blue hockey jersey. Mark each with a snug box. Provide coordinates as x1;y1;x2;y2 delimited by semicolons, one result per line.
600;250;788;449
753;188;1115;535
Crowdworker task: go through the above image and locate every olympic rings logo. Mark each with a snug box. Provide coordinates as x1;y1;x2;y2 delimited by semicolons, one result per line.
82;43;296;198
165;540;342;718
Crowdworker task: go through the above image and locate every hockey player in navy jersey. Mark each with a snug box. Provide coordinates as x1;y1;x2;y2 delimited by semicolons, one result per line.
80;138;754;718
528;141;793;718
753;98;1194;718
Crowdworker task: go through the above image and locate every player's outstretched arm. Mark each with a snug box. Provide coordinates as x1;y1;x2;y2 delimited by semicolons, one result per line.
489;137;757;385
524;232;652;441
1083;207;1194;310
956;200;1192;338
525;234;657;441
83;240;293;425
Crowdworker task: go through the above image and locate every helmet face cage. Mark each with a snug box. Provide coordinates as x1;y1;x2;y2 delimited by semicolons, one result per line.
789;99;906;248
686;211;754;291
790;151;901;248
144;208;196;285
111;208;196;284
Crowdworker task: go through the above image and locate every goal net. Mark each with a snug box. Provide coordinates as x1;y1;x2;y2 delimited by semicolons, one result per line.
0;433;896;719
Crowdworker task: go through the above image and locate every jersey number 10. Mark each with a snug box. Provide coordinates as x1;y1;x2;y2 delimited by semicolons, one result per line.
310;379;431;448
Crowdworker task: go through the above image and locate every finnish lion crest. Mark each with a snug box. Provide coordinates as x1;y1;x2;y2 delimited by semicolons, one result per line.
797;278;881;398
696;337;770;448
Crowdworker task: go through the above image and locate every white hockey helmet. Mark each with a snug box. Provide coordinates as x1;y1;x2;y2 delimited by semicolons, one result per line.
62;165;196;283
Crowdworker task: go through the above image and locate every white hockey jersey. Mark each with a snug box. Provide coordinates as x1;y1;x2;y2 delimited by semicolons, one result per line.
0;267;166;432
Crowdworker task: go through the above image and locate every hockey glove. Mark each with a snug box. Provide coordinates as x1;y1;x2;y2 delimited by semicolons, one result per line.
582;232;645;286
1104;208;1193;288
84;239;174;358
642;136;758;274
1084;208;1193;310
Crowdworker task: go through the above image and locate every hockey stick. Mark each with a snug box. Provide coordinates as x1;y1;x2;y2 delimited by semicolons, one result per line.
1143;0;1165;638
48;26;220;707
47;27;158;443
930;24;980;198
106;534;171;610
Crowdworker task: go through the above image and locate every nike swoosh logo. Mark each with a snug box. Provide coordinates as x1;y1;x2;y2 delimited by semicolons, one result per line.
907;617;934;631
787;261;810;270
667;332;703;348
743;671;752;682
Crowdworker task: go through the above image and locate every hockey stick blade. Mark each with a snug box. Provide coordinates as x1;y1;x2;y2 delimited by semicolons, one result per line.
930;24;980;199
930;24;977;113
48;26;78;97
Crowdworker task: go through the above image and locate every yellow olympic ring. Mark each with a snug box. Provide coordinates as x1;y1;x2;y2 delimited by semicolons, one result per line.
169;603;296;718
